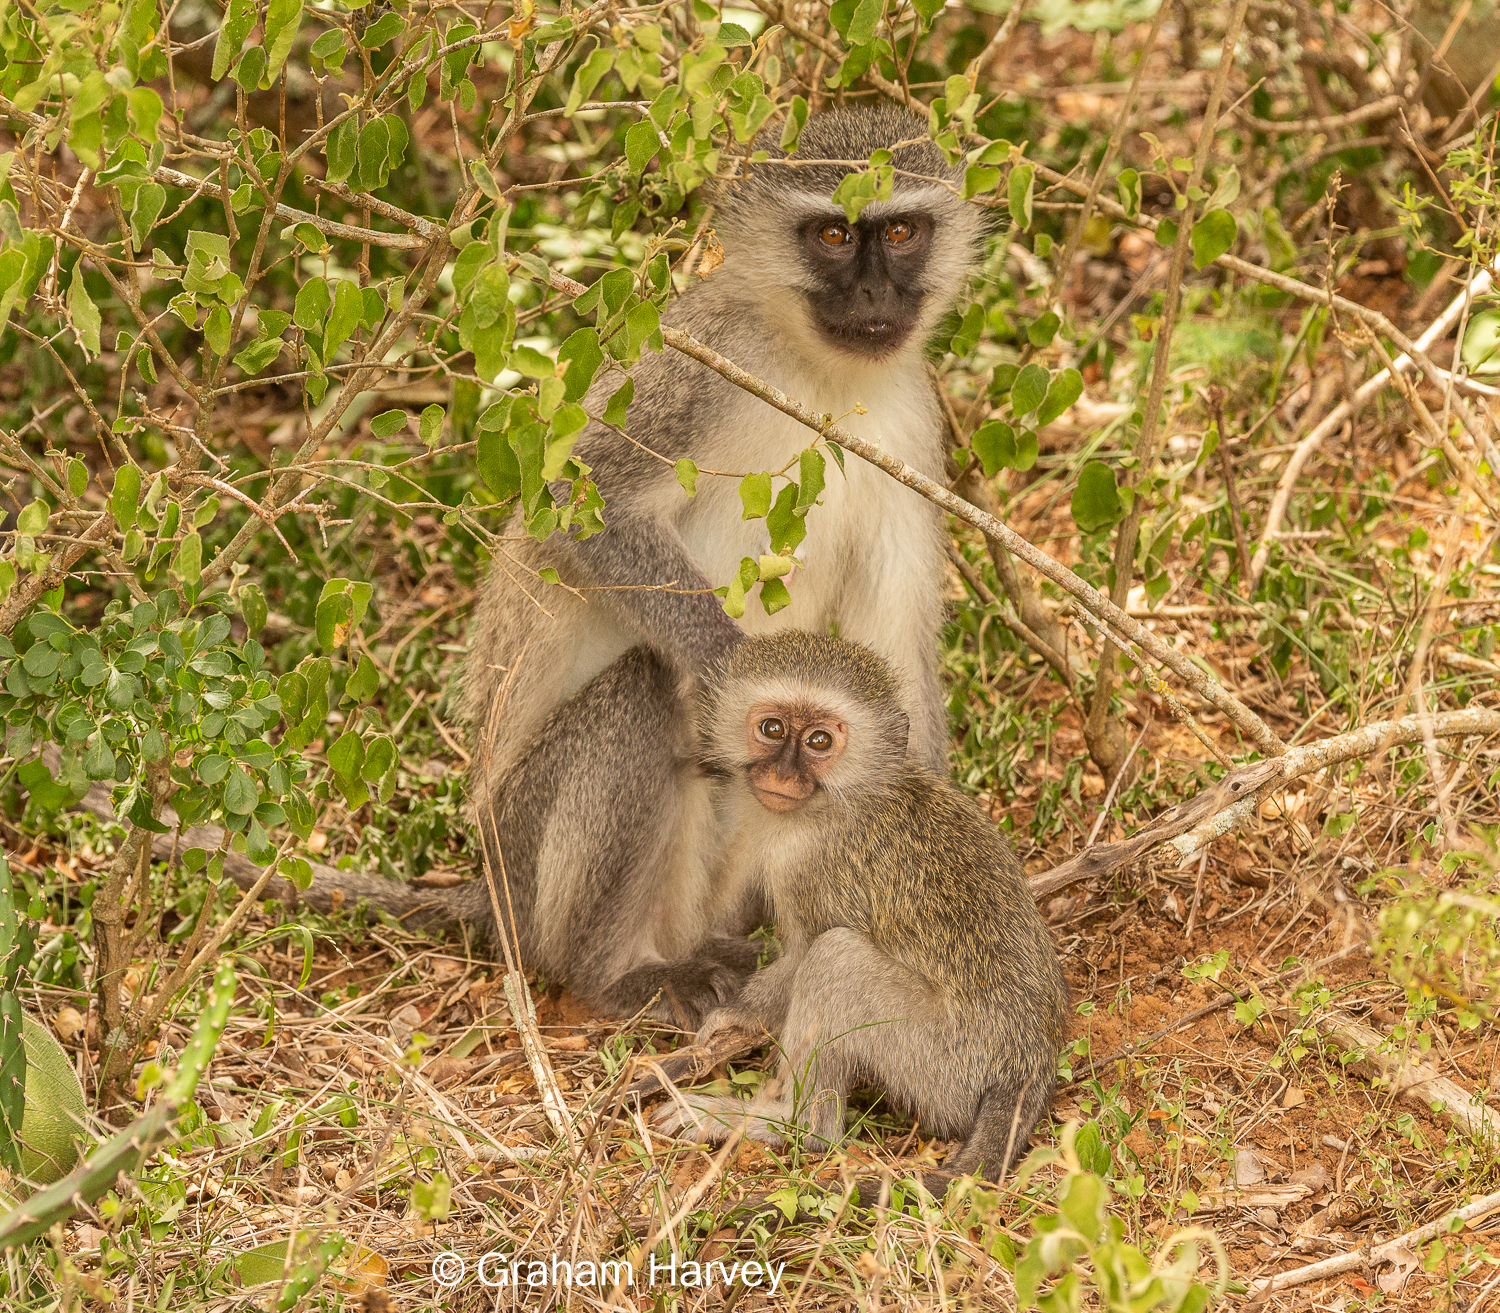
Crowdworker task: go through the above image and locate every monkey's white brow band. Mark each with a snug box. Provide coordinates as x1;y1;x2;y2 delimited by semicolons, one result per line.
783;186;957;221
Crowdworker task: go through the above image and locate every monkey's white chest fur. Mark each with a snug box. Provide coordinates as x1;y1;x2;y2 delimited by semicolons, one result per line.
671;356;944;642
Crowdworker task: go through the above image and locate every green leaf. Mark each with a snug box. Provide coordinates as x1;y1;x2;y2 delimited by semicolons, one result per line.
83;736;116;780
197;753;230;785
361;733;395;784
370;410;407;439
1010;363;1049;417
972;421;1015;477
1190;207;1238;268
356;116;392;192
230;45;267;92
963;165;1000;199
565;47;615;116
69;273;101;358
223;767;259;816
360;10;402;47
797;448;825;508
325;279;362;358
765;1185;800;1222
212;0;258;80
325;117;357;186
170;531;203;585
1036;367;1083;427
18;757;71;809
327;729;364;781
15;499;45;537
262;0;304;84
232;335;284;374
1117;168;1140;219
1027;312;1060;348
419;404;444;446
130;183;165;251
1156;217;1178;247
1071;461;1125;533
557;328;603;402
310;28;346;64
603;379;633;428
67;457;88;499
316;588;354;652
780;96;808;151
204;303;231;356
111;466;141;532
717;20;755;44
294;277;330;334
740;472;772;520
625;120;658;176
477;428;520;501
240;583;267;637
1007;163;1034;230
759;576;791;615
343;654;379;704
846;0;883;45
675;458;698;497
509;345;553;379
970;423;1039;475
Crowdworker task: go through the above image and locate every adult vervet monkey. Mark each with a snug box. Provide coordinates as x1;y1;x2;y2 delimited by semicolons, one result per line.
656;632;1069;1178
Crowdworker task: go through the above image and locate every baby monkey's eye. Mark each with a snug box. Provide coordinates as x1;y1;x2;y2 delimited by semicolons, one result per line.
819;223;853;246
760;718;786;740
884;220;913;244
805;729;834;752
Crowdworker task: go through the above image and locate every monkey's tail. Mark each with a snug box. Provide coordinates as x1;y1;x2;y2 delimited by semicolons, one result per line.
944;1071;1057;1180
63;760;479;930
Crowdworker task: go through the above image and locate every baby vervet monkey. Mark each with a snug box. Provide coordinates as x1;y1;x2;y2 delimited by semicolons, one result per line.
656;631;1070;1181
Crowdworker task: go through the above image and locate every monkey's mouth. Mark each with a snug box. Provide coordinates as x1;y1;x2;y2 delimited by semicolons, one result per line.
751;778;815;812
814;314;915;355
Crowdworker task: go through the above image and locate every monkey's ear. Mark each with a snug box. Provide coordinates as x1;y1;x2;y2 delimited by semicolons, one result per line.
893;711;910;759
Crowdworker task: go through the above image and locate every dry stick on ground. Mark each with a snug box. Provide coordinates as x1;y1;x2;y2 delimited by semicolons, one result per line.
1294;1009;1500;1152
1247;1187;1500;1301
1247;263;1497;593
1233;92;1405;136
1165;706;1500;867
1084;0;1250;780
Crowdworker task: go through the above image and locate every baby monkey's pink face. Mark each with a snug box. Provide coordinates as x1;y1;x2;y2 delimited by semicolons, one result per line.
743;702;848;812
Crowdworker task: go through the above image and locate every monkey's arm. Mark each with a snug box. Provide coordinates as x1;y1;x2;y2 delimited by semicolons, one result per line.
549;498;744;675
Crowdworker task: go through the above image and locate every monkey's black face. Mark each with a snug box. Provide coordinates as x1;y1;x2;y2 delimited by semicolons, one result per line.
744;704;848;812
798;213;933;356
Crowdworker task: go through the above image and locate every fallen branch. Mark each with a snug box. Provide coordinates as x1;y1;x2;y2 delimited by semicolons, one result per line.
1165;706;1500;867
1247;1186;1500;1300
1300;1011;1500;1152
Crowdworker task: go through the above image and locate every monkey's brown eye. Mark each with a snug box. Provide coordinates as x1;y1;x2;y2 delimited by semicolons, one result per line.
805;729;833;752
884;221;913;245
819;223;852;246
760;718;786;740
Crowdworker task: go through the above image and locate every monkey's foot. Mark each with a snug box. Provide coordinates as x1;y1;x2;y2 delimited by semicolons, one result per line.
624;1019;767;1099
652;1094;789;1148
610;946;757;1030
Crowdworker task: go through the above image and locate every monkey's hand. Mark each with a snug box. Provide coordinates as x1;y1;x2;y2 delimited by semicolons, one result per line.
622;1015;766;1099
